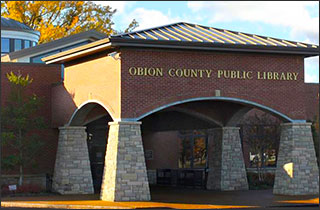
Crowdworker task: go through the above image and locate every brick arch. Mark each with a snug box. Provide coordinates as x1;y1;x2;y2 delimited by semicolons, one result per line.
69;100;114;126
135;96;294;123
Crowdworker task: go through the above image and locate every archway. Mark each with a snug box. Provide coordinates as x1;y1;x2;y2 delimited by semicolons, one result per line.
137;96;294;124
52;101;113;194
68;100;115;126
70;102;113;193
139;97;291;192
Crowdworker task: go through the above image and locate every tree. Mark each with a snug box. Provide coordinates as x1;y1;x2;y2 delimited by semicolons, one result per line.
240;112;281;181
1;72;46;186
1;1;138;44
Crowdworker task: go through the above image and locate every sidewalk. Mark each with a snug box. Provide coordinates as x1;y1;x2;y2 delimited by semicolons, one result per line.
1;187;318;209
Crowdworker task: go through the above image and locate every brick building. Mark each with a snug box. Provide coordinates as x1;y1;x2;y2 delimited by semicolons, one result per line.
1;22;319;200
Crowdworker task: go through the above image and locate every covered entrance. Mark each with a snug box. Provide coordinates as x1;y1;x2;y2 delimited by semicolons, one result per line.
45;22;319;201
155;130;208;188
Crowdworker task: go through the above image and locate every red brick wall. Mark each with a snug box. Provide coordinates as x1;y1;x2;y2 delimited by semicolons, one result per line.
143;131;180;169
1;62;61;175
0;51;317;177
304;83;319;121
120;48;306;120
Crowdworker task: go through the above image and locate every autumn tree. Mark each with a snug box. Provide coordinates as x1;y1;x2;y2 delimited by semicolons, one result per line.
240;112;281;181
1;1;138;44
1;72;46;186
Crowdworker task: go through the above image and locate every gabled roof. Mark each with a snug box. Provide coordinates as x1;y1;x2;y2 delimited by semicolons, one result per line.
43;22;319;64
112;22;318;52
2;30;108;61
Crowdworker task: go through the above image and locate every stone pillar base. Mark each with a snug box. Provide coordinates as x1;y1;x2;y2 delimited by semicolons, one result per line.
52;127;94;194
207;127;248;191
100;121;151;201
274;123;319;195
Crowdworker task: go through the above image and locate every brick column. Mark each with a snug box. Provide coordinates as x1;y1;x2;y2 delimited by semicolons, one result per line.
274;123;319;195
206;127;248;191
100;121;151;201
52;126;94;194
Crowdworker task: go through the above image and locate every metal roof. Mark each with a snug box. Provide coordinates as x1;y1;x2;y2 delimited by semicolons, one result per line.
113;22;318;51
1;17;40;36
42;22;319;64
3;30;108;61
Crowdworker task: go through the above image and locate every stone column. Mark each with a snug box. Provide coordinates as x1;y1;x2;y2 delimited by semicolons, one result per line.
52;126;94;194
274;123;319;195
206;127;248;191
100;121;151;201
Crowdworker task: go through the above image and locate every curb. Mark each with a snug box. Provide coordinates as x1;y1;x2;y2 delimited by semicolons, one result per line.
1;202;132;209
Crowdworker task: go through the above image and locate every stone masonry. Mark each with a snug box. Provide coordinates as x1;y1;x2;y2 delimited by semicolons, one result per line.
100;121;151;201
274;123;319;195
206;127;249;191
52;126;94;194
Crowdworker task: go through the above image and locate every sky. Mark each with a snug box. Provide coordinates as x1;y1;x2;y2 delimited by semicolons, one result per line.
94;1;319;83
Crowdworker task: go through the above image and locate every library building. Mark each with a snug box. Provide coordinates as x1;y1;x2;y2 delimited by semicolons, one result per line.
1;18;319;201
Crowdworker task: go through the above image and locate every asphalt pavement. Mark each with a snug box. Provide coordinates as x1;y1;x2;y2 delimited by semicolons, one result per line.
1;186;318;209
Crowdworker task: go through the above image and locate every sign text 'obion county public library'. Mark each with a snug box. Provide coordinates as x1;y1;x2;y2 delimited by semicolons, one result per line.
128;67;299;81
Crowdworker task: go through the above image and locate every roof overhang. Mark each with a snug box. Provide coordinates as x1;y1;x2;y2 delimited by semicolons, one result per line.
109;37;319;57
43;36;319;65
7;30;108;61
42;38;113;64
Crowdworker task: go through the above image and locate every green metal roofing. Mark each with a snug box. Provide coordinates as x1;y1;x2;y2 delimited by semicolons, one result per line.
113;22;318;50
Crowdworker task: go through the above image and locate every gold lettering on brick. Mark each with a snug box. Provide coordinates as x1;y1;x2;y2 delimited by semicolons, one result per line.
280;73;287;80
191;69;198;77
128;67;299;81
217;70;223;78
168;68;175;77
205;70;212;78
129;67;137;75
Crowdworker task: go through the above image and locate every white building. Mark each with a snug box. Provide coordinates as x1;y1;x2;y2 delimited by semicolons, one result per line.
1;17;107;63
1;17;40;56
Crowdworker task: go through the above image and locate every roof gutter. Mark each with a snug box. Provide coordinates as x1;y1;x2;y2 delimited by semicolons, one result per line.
42;39;113;64
109;38;319;57
43;36;319;65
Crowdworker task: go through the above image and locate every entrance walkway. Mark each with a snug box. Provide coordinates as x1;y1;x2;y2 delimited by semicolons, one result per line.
2;186;318;209
150;186;317;206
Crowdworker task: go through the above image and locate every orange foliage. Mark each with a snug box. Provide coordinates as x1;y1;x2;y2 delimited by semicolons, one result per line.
1;1;138;44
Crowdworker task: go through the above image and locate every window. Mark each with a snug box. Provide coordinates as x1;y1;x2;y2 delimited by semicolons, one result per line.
14;39;22;51
61;64;65;81
61;41;90;51
193;137;206;168
179;137;193;168
178;131;207;169
24;40;30;49
30;50;60;63
1;38;10;53
32;41;36;47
